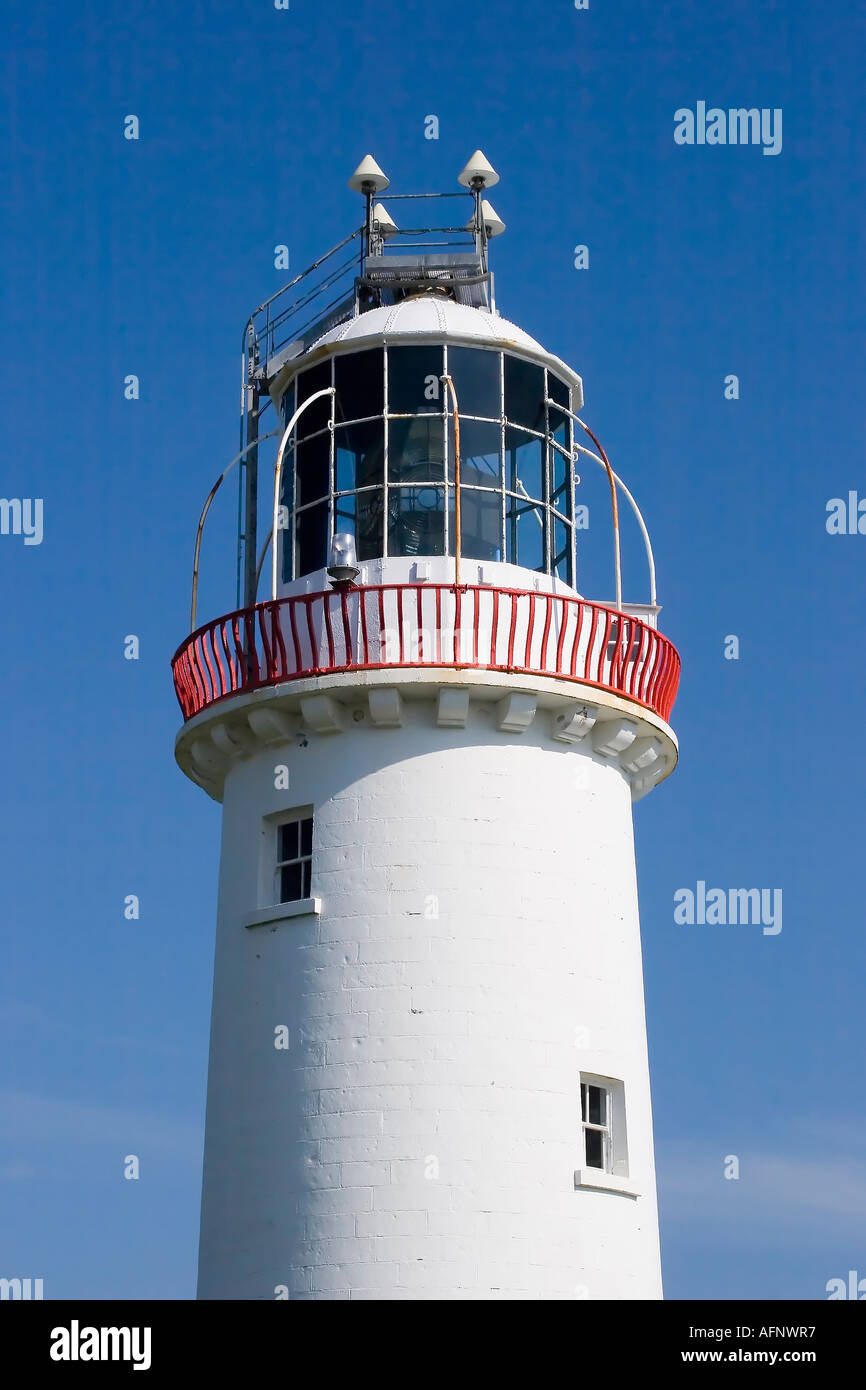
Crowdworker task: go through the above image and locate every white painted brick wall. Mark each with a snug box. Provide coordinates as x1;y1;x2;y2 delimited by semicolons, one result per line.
197;703;662;1300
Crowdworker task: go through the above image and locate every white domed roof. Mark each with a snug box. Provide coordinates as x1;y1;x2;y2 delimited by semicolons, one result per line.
307;295;582;395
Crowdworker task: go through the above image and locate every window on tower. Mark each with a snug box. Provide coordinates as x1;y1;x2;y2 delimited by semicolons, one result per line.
579;1074;629;1179
275;814;313;904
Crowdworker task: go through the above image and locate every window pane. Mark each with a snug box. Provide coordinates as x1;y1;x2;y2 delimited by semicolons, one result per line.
458;487;502;562
280;861;303;903
388;486;445;556
296;360;332;437
551;417;569;457
280;380;295;426
580;1083;587;1121
388;416;445;484
447;346;501;419
279;822;299;862
547;371;570;431
334;349;383;423
585;1127;604;1169
449;418;501;488
505;355;545;432
588;1084;604;1126
334;489;384;562
506;495;545;572
506;427;544;503
302;860;311;897
296;501;328;575
300;817;313;857
388;346;444;414
552;516;571;583
550;440;570;513
295;433;330;506
335;421;384;492
279;453;294;583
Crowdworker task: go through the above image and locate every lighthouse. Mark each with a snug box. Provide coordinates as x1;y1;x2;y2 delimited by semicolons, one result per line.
172;152;680;1301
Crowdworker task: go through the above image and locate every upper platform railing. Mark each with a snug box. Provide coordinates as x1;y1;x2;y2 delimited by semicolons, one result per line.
244;191;487;387
171;583;680;726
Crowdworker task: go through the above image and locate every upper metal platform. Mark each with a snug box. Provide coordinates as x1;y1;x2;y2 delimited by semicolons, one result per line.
244;190;500;393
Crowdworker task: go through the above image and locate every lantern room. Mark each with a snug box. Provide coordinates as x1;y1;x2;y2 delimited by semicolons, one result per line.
267;297;584;589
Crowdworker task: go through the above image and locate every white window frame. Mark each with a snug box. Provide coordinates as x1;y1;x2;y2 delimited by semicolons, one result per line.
244;805;321;930
575;1073;638;1197
581;1079;612;1172
274;811;314;905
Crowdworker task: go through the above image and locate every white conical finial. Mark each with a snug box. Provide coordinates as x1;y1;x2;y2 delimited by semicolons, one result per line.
348;155;390;193
457;149;500;189
466;199;506;238
372;202;399;237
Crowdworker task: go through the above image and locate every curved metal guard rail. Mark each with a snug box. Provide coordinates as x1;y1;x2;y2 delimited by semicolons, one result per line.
171;584;681;725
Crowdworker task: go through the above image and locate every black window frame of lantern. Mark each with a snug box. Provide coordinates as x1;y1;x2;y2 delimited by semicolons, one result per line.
278;346;576;584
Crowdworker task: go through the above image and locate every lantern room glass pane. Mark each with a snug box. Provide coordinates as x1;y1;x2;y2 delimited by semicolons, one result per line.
446;346;501;419
280;379;295;425
547;371;570;430
296;360;332;437
458;487;502;562
387;346;445;415
448;418;501;488
295;501;328;576
388;416;445;484
551;440;570;514
505;355;545;432
334;488;384;562
295;433;330;507
506;494;545;572
506;426;544;504
387;486;445;556
334;349;383;424
552;516;571;582
279;464;293;583
335;421;383;492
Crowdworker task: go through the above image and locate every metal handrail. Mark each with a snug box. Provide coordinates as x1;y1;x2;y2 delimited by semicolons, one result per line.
270;387;336;601
172;583;681;726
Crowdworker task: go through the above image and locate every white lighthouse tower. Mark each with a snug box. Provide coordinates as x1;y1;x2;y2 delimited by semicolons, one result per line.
173;153;680;1301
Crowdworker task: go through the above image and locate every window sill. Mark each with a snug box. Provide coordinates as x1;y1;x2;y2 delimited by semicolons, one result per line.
574;1169;640;1198
244;898;322;929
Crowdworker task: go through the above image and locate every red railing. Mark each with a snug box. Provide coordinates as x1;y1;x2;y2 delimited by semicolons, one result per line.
171;584;680;725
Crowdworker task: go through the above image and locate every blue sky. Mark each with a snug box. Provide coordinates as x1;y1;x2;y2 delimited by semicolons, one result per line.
2;0;863;1299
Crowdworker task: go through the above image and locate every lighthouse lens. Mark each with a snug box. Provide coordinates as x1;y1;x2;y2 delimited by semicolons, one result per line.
388;487;445;556
388;417;445;484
